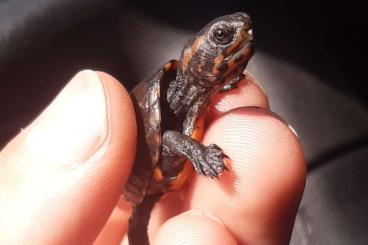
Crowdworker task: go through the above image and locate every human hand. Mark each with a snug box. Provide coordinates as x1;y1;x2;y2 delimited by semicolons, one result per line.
0;70;305;244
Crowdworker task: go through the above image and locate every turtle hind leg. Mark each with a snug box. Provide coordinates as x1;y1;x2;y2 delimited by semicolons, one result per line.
128;193;163;245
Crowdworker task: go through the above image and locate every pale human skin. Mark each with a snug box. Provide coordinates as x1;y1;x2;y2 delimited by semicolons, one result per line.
0;70;305;244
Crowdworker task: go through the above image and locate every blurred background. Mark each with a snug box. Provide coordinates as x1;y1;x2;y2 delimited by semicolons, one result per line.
0;0;367;244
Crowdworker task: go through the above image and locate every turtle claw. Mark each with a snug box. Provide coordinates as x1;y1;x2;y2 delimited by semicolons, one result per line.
222;152;230;159
191;143;228;178
222;153;230;171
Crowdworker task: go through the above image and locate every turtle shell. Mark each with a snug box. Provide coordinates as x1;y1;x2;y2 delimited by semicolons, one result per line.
124;60;178;205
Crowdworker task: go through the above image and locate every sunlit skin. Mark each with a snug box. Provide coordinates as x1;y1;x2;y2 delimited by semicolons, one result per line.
0;70;305;245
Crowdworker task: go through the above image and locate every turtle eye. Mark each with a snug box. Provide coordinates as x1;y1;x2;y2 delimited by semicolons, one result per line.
212;25;234;45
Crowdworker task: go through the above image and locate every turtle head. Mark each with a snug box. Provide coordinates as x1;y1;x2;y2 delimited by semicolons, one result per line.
168;13;254;115
178;12;254;88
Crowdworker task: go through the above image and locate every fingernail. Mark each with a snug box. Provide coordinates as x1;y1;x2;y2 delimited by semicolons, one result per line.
267;110;300;139
25;70;109;166
288;124;299;138
244;70;267;96
239;107;300;139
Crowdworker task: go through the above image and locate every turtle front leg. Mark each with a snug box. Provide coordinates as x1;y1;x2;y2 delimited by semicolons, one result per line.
162;130;228;178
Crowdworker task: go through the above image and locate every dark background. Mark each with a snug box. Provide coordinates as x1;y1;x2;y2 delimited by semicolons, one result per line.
0;0;367;244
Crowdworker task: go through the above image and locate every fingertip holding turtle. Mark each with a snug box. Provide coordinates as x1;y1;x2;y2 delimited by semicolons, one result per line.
124;12;254;245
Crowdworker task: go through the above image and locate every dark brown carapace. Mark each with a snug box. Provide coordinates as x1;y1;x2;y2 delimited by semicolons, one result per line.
125;12;254;245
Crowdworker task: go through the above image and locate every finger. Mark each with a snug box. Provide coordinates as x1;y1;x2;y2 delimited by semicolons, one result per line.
187;108;306;244
0;70;136;244
209;71;269;120
154;210;237;245
94;196;132;245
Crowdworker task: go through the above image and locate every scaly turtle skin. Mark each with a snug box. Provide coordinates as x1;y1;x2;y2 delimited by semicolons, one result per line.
124;12;254;245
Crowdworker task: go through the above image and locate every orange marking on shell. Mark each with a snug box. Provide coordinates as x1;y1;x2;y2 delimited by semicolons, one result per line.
182;36;205;72
164;62;172;71
169;161;193;191
170;115;206;191
153;167;164;182
190;115;206;141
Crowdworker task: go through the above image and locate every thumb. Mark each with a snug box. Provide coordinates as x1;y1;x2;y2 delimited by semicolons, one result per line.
0;70;136;244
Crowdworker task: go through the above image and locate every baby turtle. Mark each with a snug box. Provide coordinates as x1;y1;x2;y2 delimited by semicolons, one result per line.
124;12;254;245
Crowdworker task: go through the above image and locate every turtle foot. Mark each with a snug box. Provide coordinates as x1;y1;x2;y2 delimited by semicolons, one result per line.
193;144;229;178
